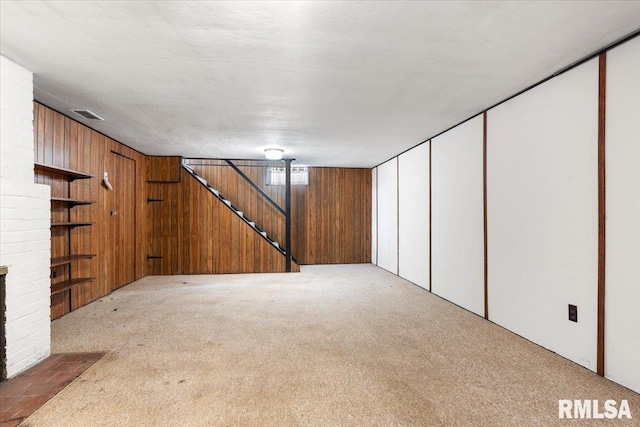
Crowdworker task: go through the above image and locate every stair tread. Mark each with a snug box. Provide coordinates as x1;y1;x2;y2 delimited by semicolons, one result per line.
184;163;293;258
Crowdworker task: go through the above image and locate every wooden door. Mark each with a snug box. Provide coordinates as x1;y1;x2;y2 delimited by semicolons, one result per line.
107;151;136;291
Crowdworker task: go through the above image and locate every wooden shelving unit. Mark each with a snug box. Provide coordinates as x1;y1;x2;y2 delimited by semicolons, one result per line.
34;162;94;181
51;278;95;296
34;163;95;313
50;254;97;267
51;197;95;207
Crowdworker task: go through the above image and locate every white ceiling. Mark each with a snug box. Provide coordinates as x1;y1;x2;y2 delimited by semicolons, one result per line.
1;1;639;167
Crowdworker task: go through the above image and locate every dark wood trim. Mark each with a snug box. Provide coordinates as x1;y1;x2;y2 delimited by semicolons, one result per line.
110;149;136;162
376;166;379;265
396;156;400;275
133;159;138;280
483;111;490;320
428;139;432;292
597;52;607;377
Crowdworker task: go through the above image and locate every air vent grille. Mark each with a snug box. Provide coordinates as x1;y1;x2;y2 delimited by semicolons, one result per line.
70;109;104;121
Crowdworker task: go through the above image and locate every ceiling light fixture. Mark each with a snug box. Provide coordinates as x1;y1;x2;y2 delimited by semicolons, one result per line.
264;148;284;160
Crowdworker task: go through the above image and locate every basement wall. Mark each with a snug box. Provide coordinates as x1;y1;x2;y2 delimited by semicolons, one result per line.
397;143;429;290
33;103;148;320
432;116;484;316
603;36;640;393
183;160;371;266
487;58;599;371
375;158;398;275
32;102;370;307
0;55;51;378
371;35;640;393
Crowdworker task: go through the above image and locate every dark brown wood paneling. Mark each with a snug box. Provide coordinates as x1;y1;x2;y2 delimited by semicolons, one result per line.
33;103;146;319
147;183;179;275
147;156;182;182
188;161;371;265
189;160;287;251
597;53;607;377
106;151;136;291
35;102;366;317
293;167;371;265
177;169;290;274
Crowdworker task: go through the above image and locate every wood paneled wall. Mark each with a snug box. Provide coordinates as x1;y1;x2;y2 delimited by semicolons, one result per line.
33;103;147;319
292;168;371;264
147;156;181;182
189;160;287;251
147;182;180;275
146;156;181;275
185;160;372;265
177;168;295;273
34;103;368;318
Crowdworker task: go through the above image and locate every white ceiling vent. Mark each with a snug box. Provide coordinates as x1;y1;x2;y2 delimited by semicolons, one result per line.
70;109;104;121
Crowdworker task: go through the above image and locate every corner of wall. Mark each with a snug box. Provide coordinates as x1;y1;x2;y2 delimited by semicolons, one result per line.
1;55;52;377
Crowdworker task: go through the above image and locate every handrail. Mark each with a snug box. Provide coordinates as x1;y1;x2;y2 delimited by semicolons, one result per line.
184;157;293;272
224;160;286;216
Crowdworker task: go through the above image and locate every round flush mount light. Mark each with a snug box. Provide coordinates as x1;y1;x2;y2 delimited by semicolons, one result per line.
264;148;284;160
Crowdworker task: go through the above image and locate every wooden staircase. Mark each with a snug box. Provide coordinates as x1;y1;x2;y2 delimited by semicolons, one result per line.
181;161;297;269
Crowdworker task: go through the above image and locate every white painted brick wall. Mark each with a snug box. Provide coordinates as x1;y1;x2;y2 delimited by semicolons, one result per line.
0;55;51;378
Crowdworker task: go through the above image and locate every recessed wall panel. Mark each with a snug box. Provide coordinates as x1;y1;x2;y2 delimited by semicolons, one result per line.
431;116;484;315
376;158;398;274
371;167;378;265
605;37;640;393
398;143;430;289
487;59;599;370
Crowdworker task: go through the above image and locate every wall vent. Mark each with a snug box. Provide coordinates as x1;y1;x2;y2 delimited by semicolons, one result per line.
70;109;104;121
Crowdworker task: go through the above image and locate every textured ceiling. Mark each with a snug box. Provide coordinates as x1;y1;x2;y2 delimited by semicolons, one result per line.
1;1;639;167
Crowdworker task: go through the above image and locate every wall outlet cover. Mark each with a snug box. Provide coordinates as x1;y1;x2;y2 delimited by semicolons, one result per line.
568;304;578;322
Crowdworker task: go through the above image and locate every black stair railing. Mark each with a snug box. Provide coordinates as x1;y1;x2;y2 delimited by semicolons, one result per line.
223;160;286;215
183;158;294;272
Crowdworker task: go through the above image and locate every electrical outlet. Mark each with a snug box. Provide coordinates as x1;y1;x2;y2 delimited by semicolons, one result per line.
51;269;57;279
568;304;578;322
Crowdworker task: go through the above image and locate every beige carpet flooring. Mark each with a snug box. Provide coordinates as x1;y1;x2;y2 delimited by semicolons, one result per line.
22;264;640;426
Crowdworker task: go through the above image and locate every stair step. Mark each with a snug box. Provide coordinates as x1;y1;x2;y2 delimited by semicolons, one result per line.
185;164;288;255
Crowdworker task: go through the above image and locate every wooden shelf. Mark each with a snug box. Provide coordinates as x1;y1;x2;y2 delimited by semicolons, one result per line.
51;222;94;228
34;162;93;181
37;157;96;315
51;278;94;295
51;197;95;207
51;254;96;267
